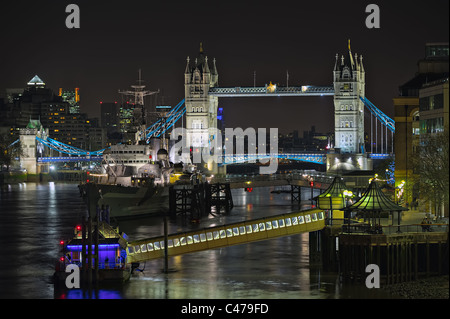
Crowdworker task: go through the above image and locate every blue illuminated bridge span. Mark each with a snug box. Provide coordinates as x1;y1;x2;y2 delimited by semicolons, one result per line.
36;152;390;164
222;153;327;165
32;92;393;163
126;208;325;263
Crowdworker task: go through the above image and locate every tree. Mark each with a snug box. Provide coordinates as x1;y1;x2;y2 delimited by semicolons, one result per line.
0;135;23;171
373;157;395;186
412;128;449;218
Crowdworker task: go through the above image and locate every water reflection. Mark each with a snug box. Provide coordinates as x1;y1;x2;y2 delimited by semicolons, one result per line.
57;288;123;299
1;182;394;299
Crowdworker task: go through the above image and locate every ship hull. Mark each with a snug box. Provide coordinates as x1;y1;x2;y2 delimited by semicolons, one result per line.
80;182;169;219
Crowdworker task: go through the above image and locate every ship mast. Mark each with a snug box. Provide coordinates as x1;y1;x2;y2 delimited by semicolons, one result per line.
118;69;159;142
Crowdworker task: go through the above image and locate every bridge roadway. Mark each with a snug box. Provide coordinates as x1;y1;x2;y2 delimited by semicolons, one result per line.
208;85;335;97
126;208;325;263
214;173;333;190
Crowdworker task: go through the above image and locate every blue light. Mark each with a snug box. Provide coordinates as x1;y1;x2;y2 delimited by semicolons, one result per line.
66;244;120;251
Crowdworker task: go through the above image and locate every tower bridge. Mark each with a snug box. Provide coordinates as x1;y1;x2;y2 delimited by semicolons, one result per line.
181;41;394;173
14;41;394;174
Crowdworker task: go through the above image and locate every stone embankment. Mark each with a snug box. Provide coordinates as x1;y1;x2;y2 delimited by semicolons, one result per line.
383;275;449;299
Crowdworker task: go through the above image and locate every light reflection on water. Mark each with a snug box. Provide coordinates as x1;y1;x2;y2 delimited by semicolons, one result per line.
0;182;392;299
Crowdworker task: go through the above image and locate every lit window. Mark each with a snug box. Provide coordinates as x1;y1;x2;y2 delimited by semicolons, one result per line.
285;218;292;226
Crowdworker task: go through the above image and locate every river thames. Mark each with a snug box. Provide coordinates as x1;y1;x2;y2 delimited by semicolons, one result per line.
0;182;393;299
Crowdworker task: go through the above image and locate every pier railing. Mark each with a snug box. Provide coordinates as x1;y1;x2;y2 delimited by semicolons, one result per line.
212;172;335;185
341;223;449;235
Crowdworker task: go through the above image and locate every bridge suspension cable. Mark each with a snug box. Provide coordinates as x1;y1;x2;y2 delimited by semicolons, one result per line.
32;100;187;158
360;96;395;154
145;99;186;140
29;95;395;159
36;136;108;156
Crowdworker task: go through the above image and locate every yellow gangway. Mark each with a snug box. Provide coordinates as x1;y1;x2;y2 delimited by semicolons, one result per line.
126;208;325;263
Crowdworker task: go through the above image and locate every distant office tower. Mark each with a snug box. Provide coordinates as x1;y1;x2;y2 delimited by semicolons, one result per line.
0;75;105;151
100;102;119;134
59;87;80;114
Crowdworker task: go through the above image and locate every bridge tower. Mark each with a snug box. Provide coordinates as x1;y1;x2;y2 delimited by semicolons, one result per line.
19;119;48;174
328;41;372;173
184;43;220;172
333;40;365;154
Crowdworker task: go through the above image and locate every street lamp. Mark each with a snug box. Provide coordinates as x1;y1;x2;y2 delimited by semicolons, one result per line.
343;189;354;224
343;190;353;206
396;180;405;204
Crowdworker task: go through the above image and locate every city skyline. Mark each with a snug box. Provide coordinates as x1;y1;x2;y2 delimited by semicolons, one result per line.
0;0;448;134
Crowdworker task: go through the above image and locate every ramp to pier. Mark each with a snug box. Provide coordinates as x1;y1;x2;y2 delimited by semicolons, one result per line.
126;208;325;263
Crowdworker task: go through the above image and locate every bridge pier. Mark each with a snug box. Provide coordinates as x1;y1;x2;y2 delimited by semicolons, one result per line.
309;231;322;265
320;226;340;272
169;183;234;220
290;185;301;206
205;183;233;215
169;185;206;220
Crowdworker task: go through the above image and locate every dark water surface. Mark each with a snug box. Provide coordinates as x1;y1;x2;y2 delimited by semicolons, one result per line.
0;182;392;299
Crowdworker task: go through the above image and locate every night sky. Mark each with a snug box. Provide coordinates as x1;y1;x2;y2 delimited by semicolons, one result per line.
1;0;448;134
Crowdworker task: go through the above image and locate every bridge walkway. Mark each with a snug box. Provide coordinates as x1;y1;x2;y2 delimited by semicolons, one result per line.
126;208;325;263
